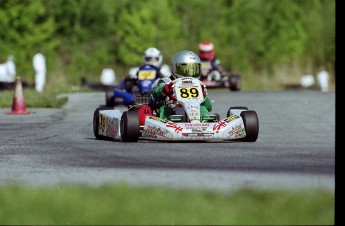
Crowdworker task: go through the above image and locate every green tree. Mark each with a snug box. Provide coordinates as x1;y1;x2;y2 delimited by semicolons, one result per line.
224;0;307;72
114;0;182;66
0;0;57;81
297;0;335;71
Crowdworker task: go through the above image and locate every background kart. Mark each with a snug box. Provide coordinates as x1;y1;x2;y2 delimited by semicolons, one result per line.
105;64;160;107
200;60;241;91
94;77;258;143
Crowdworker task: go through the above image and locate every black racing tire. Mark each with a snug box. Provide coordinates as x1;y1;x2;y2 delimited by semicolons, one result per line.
227;106;249;117
229;74;241;91
120;111;140;142
93;107;113;140
105;88;115;107
240;110;259;142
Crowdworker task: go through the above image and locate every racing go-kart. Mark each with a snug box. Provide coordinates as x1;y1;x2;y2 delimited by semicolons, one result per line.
200;60;241;91
105;64;160;107
94;77;258;142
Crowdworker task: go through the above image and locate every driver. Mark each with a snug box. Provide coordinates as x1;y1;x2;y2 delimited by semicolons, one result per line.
198;41;225;81
124;47;171;92
130;47;171;79
151;50;213;120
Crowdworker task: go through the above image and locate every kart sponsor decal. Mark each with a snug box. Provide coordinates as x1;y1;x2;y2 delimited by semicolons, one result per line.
166;122;183;133
188;104;199;110
228;125;246;138
213;121;227;133
187;107;199;119
182;133;213;137
106;118;118;138
191;128;206;132
138;70;156;80
224;115;240;123
99;114;106;132
185;123;209;127
201;62;212;76
201;61;212;69
149;116;168;123
142;126;167;138
185;123;209;131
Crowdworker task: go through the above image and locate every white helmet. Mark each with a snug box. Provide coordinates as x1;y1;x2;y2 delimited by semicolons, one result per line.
143;47;163;68
171;50;201;79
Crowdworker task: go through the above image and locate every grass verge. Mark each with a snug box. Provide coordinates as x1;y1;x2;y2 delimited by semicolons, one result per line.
0;183;334;225
0;87;79;108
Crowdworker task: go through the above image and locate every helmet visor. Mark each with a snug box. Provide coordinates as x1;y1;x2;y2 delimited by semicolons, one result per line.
199;50;214;60
175;63;201;78
145;57;159;62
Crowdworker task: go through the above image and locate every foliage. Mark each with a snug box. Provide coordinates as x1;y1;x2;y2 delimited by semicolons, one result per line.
0;87;68;108
0;0;58;80
0;0;335;88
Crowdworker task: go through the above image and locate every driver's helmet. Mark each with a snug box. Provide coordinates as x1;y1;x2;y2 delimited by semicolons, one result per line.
171;50;201;79
143;47;163;68
198;41;215;61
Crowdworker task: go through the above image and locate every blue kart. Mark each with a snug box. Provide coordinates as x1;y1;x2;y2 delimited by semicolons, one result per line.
105;64;160;107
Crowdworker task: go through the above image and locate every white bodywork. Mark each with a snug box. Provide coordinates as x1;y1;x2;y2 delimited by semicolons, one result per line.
141;114;246;141
96;77;249;142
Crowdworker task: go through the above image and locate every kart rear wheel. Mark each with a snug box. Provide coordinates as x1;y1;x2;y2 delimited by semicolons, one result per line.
227;106;249;117
105;87;114;107
229;74;241;91
120;111;140;142
240;110;259;142
93;107;113;140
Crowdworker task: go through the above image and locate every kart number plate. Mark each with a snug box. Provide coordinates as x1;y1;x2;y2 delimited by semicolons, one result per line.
177;87;200;99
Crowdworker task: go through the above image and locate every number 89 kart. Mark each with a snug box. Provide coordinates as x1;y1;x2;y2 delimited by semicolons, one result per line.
93;77;259;142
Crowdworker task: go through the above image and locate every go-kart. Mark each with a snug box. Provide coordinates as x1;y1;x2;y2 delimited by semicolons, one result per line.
93;77;259;142
105;64;160;107
200;60;241;91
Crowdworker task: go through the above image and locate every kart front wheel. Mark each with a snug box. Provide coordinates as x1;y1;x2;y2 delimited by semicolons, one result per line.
120;111;140;142
227;106;249;117
93;107;113;140
240;110;259;142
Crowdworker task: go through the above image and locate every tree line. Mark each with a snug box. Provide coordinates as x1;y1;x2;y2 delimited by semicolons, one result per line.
0;0;335;87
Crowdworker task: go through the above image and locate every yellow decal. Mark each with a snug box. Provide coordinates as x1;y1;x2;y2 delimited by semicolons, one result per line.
150;116;168;123
224;115;239;123
201;62;211;69
99;114;106;132
138;70;156;80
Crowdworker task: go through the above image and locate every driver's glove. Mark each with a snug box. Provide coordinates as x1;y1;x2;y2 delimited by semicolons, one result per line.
161;82;174;96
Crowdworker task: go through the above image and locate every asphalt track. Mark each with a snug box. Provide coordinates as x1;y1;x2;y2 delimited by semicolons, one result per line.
0;89;335;193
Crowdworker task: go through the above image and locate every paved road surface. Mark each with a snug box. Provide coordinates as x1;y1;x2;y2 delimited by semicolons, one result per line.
0;90;335;193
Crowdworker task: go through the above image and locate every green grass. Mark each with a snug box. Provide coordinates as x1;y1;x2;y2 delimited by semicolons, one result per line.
0;86;88;108
0;183;334;225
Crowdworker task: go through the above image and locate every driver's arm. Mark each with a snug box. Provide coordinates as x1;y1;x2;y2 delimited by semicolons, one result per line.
151;77;171;100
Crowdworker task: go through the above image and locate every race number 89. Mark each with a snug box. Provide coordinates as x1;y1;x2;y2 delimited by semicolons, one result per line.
178;87;199;98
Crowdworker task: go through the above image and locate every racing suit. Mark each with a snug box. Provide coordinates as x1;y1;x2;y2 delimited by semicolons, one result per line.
151;76;213;120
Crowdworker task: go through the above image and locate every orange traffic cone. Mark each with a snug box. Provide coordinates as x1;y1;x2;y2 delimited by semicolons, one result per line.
7;77;30;115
